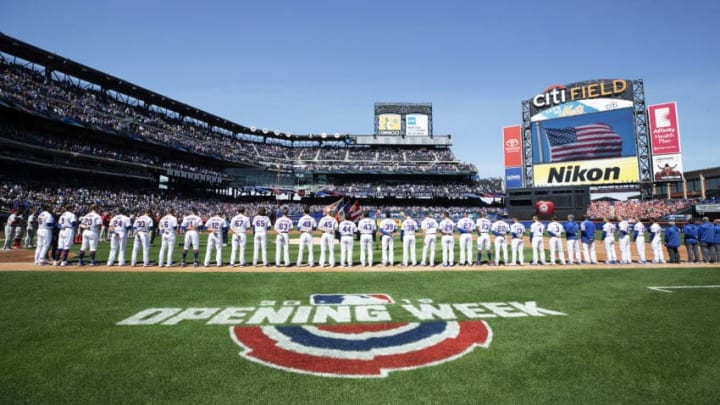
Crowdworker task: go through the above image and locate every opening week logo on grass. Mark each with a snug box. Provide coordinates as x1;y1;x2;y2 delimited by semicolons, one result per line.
117;294;566;378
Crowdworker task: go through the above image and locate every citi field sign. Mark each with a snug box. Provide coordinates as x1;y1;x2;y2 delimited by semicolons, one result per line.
529;79;635;117
118;294;566;378
532;79;629;109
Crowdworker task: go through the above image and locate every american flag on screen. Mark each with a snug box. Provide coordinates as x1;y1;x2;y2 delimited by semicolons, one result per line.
544;123;623;162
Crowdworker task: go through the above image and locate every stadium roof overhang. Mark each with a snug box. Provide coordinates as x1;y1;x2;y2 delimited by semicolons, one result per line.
0;32;252;135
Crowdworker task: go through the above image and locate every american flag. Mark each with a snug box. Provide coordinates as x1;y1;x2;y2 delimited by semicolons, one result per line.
345;200;363;222
544;123;623;162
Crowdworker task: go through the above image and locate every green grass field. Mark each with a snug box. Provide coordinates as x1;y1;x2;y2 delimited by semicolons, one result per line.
1;265;720;404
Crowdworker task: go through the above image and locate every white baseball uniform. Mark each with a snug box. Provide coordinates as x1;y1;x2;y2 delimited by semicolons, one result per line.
274;215;293;266
379;218;397;266
131;214;153;266
510;221;526;265
317;215;338;266
296;214;317;267
107;214;131;266
401;218;418;266
252;215;271;266
158;213;178;267
439;218;455;266
457;216;475;265
547;221;566;265
229;213;250;266
204;215;228;267
530;221;546;265
357;217;376;266
421;217;438;266
491;220;509;265
338;219;357;267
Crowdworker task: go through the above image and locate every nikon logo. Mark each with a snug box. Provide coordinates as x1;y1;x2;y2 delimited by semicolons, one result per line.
547;165;621;183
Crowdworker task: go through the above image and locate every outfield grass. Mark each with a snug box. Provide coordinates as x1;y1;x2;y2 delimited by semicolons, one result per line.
1;267;719;404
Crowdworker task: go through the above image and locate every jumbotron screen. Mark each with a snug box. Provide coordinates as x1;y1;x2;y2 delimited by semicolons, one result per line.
374;103;432;136
527;79;640;187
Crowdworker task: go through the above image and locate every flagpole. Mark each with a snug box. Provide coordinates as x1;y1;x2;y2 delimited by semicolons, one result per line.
535;122;544;164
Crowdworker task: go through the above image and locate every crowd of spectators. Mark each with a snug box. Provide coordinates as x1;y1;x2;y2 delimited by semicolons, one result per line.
586;199;695;221
0;124;227;181
1;58;476;176
325;181;502;199
1;181;502;225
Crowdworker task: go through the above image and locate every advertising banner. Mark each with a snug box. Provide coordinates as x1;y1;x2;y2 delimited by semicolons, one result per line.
652;153;684;182
406;114;428;136
505;166;523;189
648;102;681;155
503;125;522;167
533;156;639;187
378;114;401;135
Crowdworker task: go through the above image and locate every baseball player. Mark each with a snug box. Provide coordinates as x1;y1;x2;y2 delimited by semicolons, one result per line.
180;208;203;267
649;220;666;263
33;205;54;265
54;205;77;266
357;210;376;267
529;216;546;265
100;211;110;242
564;215;582;265
509;217;526;266
420;212;438;266
25;210;37;249
546;216;566;265
77;204;102;266
601;217;618;264
295;207;317;267
713;219;720;263
379;212;397;266
13;212;26;249
106;210;131;266
456;212;475;266
439;211;455;267
3;209;18;251
203;211;227;267
617;215;632;264
252;207;272;266
475;213;493;265
491;217;509;266
131;209;154;267
338;215;357;267
274;208;293;267
632;217;647;264
229;207;250;267
157;208;178;267
317;209;338;267
581;216;598;264
664;221;682;263
698;217;715;263
681;218;699;264
401;213;418;266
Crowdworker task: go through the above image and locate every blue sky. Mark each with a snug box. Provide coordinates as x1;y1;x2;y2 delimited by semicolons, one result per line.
2;0;719;177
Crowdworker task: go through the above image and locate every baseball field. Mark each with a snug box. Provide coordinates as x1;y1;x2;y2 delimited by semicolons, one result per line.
1;238;719;404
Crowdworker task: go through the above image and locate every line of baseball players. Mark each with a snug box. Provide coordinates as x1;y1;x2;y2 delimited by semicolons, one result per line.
18;204;720;267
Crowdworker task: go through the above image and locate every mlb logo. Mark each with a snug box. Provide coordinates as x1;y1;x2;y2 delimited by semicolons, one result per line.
311;294;394;305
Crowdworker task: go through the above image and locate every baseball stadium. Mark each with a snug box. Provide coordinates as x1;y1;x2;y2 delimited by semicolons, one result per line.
2;23;720;405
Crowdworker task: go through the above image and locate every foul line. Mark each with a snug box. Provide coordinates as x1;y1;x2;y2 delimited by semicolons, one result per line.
647;285;720;293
